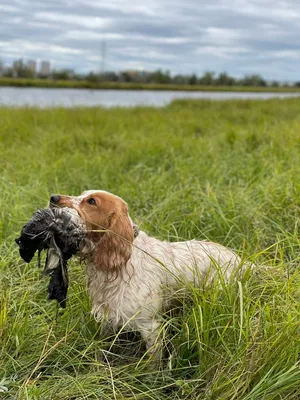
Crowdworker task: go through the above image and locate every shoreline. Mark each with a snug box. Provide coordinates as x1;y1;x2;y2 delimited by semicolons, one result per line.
1;77;300;93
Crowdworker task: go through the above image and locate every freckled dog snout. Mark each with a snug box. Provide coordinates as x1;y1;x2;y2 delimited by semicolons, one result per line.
50;194;61;204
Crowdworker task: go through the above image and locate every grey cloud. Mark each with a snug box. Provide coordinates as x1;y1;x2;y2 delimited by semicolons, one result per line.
0;0;299;80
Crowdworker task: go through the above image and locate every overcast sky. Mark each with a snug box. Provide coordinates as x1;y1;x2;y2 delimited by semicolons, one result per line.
1;0;299;81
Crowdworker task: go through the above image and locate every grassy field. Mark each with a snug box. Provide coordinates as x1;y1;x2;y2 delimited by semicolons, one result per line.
1;76;300;92
0;98;300;399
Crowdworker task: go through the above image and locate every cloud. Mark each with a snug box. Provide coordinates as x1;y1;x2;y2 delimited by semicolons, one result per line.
0;0;300;80
35;12;112;29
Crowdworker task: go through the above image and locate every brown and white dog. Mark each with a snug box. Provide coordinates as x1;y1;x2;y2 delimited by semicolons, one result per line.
50;190;243;353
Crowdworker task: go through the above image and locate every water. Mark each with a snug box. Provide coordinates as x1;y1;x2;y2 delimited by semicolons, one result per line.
0;86;299;108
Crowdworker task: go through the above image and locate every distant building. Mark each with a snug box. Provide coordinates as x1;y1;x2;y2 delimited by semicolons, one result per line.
40;60;51;76
12;59;23;77
13;59;22;71
65;69;75;79
27;59;37;74
2;66;13;77
121;69;150;82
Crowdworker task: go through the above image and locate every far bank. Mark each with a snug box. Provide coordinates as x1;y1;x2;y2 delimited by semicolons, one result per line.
1;77;300;93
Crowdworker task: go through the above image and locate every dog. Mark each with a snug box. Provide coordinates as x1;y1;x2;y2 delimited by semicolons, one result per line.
50;190;243;354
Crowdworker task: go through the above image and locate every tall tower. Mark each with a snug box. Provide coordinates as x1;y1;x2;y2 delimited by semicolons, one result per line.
101;39;106;74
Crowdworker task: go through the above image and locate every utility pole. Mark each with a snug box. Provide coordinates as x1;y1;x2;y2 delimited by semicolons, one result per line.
101;39;106;75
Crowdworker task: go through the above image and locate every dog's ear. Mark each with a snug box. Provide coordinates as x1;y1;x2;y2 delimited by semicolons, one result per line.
94;204;134;271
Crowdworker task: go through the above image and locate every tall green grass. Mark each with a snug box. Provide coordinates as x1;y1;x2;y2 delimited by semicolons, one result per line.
0;98;299;399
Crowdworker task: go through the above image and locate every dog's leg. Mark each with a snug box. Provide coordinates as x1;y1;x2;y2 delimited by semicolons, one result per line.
136;319;161;357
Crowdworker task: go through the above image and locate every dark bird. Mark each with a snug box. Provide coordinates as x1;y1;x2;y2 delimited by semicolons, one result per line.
15;207;85;308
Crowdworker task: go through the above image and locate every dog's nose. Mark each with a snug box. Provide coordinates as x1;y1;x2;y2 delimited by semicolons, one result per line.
50;194;61;204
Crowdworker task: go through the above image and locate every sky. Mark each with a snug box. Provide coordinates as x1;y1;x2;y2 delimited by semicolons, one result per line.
0;0;299;81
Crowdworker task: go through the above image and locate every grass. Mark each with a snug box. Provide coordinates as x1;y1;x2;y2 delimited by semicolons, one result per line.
0;98;300;399
1;76;300;92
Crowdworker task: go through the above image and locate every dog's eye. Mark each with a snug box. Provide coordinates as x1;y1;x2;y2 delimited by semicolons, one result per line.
88;198;96;205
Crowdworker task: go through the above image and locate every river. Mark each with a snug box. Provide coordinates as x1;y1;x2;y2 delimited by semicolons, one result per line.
0;87;300;108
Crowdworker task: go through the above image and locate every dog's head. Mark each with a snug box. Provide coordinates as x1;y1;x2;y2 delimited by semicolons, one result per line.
50;190;135;271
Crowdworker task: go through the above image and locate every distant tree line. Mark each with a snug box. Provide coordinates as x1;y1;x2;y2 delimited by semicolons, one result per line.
0;59;298;87
86;70;293;87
